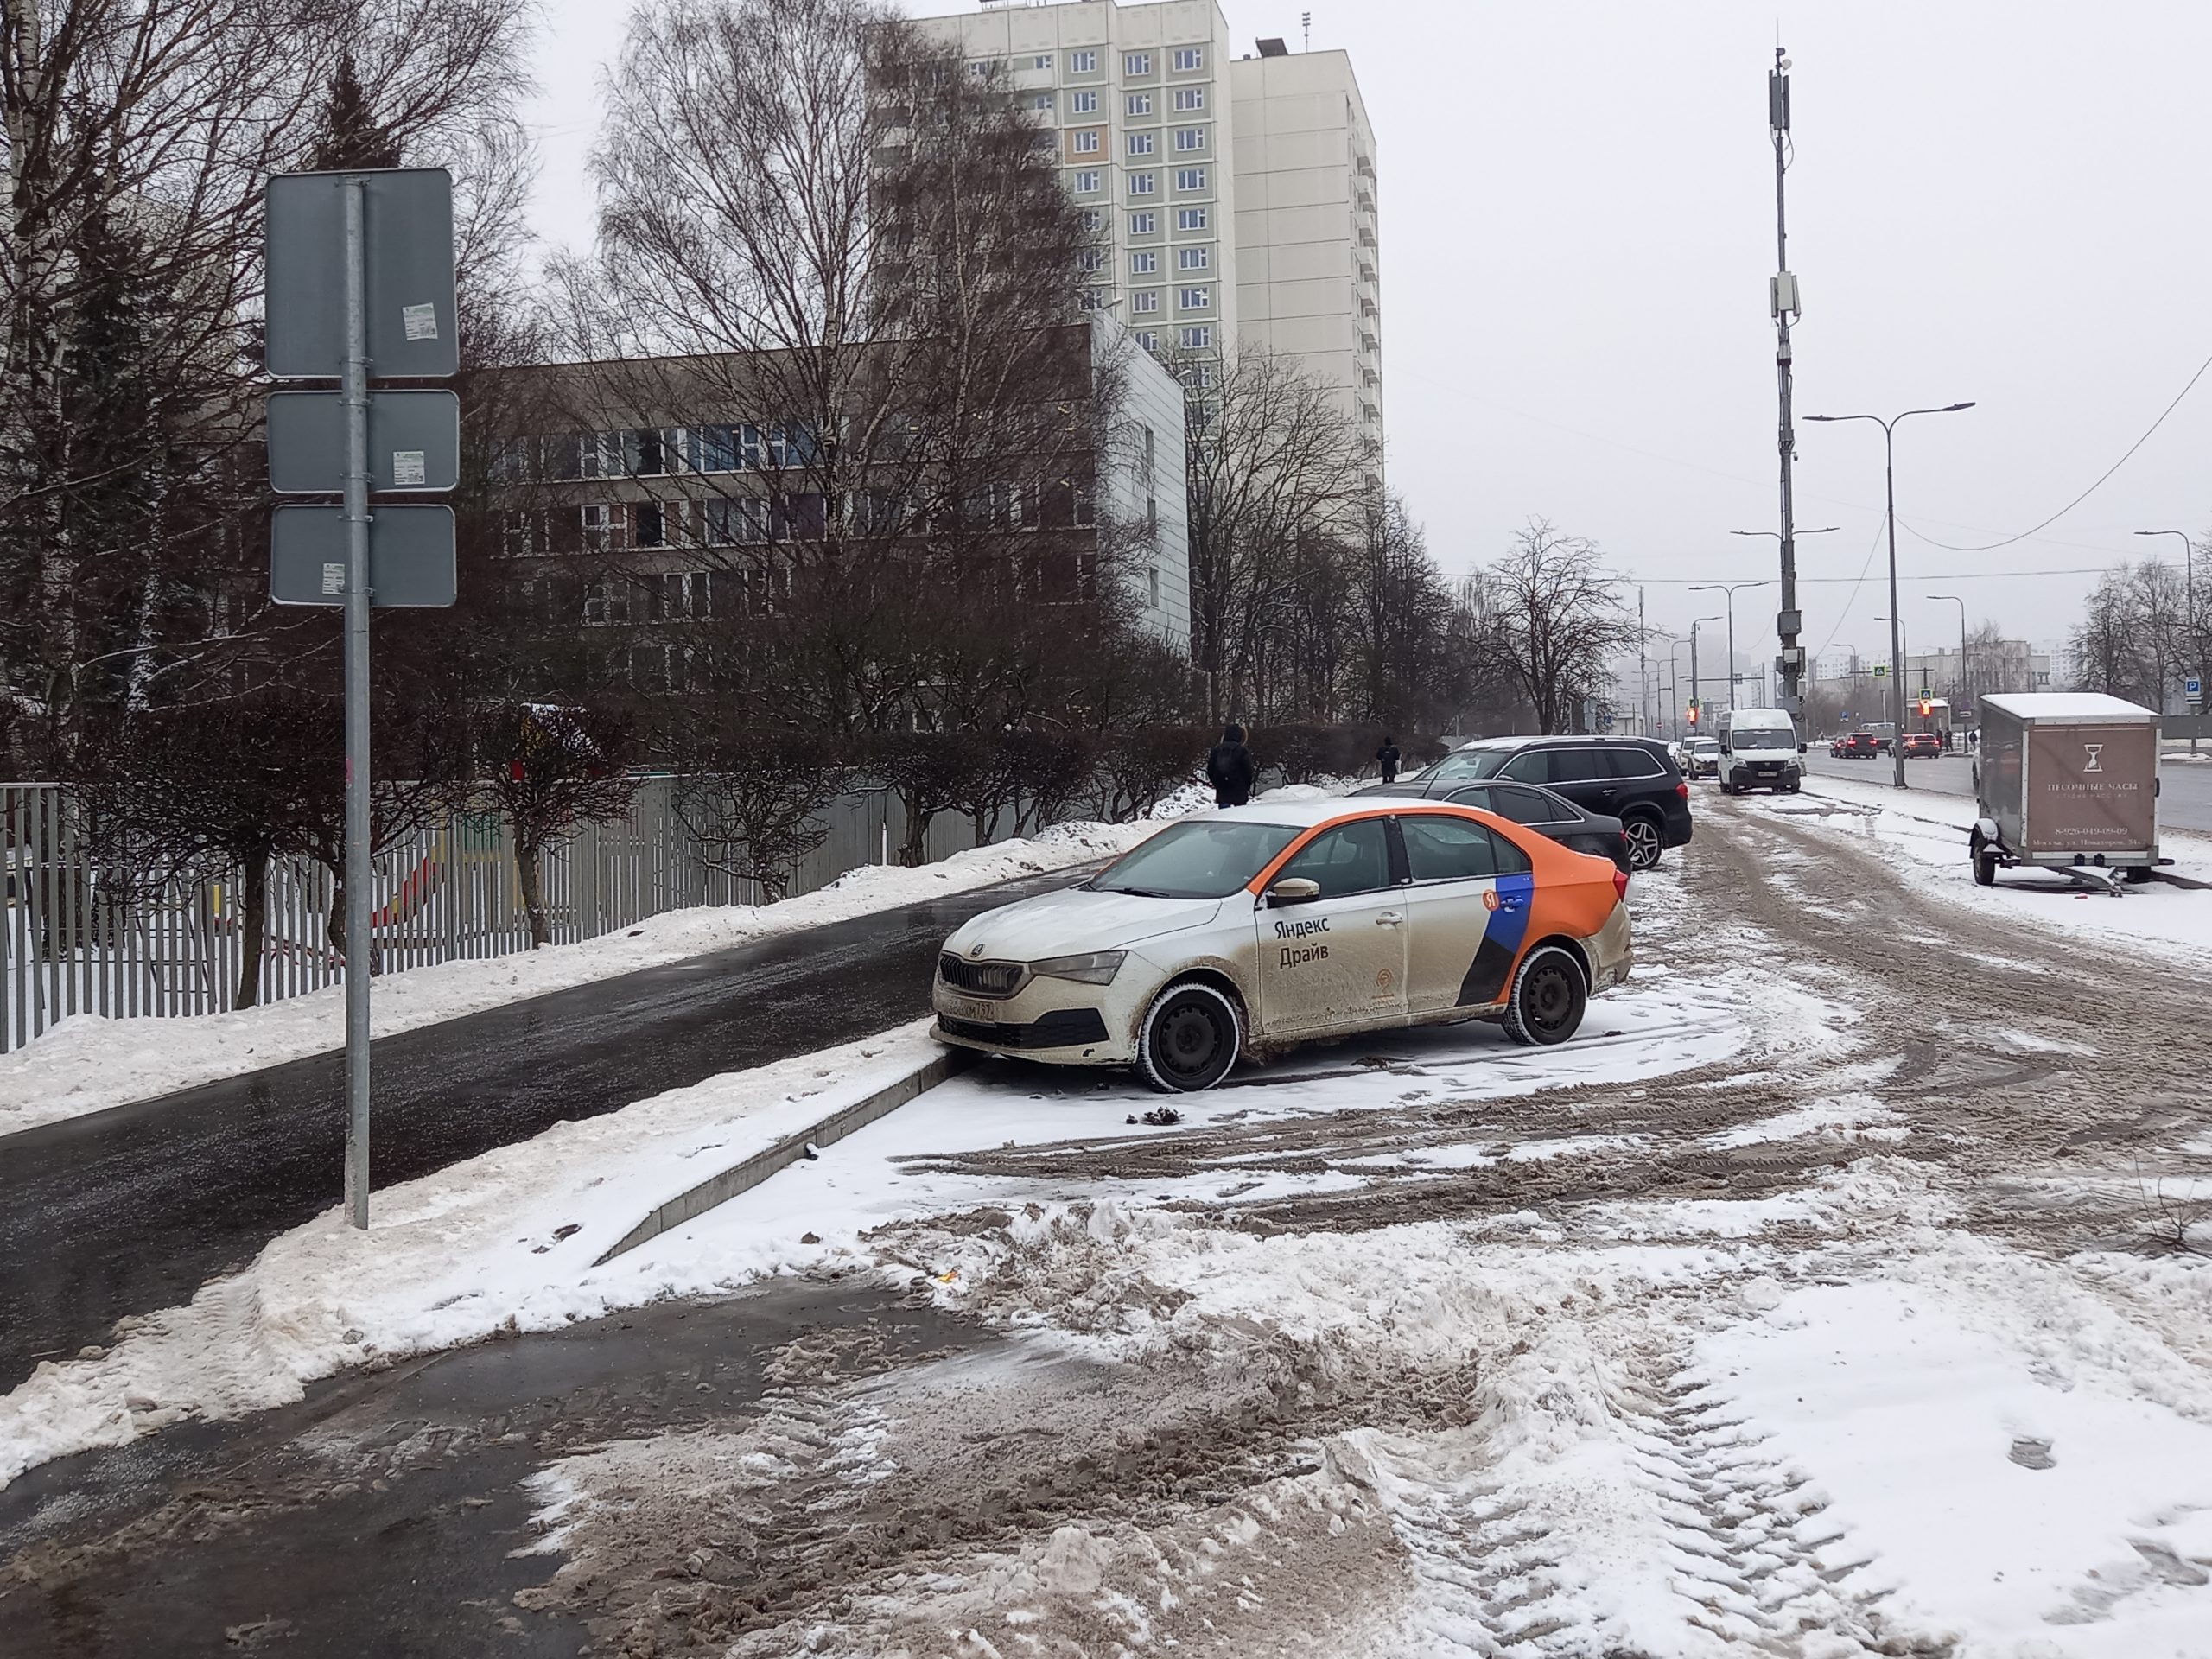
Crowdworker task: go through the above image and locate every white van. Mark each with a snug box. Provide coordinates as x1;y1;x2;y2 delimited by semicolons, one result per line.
1716;708;1805;794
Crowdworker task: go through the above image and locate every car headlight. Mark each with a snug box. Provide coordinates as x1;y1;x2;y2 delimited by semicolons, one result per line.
1028;950;1127;986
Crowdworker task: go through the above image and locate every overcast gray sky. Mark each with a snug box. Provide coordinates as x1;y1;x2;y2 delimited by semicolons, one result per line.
523;1;2212;668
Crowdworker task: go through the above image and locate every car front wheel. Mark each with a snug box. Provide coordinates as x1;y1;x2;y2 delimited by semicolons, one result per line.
1623;815;1665;871
1135;980;1243;1093
1503;945;1587;1046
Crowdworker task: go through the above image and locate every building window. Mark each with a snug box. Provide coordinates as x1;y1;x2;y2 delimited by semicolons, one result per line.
1130;250;1158;274
1135;329;1160;351
1148;567;1161;609
1175;167;1208;191
969;60;994;78
1180;325;1211;348
1129;211;1157;234
1173;47;1204;71
1174;86;1205;111
1131;289;1160;312
1072;129;1100;155
1178;286;1211;310
1174;126;1205;151
1071;89;1097;112
1178;245;1209;270
1081;207;1103;232
1127;131;1154;156
1032;92;1053;111
1079;247;1105;272
1074;169;1101;193
1127;92;1152;116
1034;54;1052;69
1128;171;1155;196
1070;50;1097;73
1176;207;1209;231
1079;288;1107;311
1124;51;1152;74
582;578;622;627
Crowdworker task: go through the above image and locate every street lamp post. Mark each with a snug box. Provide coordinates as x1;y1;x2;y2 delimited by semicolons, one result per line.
1689;580;1770;719
1664;636;1698;740
1806;403;1977;788
2136;529;2199;753
1689;615;1723;729
1927;593;1967;748
1729;529;1836;712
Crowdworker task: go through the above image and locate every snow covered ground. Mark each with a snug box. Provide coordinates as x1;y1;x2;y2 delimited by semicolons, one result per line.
10;797;2211;1656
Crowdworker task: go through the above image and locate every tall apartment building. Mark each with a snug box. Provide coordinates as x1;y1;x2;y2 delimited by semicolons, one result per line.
1230;41;1382;453
915;1;1382;459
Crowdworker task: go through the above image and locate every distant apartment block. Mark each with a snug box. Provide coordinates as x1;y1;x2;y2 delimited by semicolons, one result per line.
915;1;1382;460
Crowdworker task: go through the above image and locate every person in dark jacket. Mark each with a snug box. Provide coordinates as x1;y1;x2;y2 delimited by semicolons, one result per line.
1376;734;1402;784
1206;722;1255;808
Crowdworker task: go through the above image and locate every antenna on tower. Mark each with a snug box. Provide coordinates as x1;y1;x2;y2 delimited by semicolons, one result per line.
1301;11;1311;50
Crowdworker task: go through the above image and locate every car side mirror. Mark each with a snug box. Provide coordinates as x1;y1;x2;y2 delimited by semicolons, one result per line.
1265;877;1321;906
1719;744;1731;755
1799;743;1808;754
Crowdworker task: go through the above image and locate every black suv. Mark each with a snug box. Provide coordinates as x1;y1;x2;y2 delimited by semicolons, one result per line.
1389;736;1693;870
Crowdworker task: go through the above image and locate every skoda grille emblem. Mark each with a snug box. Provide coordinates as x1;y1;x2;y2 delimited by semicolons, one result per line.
2082;742;2104;773
969;943;987;959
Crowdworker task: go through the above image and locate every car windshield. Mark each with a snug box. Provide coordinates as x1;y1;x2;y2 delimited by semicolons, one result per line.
1086;819;1304;899
1734;725;1793;747
1421;748;1513;781
1688;740;1718;753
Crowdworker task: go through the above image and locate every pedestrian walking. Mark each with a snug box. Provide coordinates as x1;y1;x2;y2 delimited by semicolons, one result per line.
1206;722;1255;808
1376;734;1402;784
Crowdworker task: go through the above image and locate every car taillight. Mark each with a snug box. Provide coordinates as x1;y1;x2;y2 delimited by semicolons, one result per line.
1613;868;1630;902
1675;780;1689;799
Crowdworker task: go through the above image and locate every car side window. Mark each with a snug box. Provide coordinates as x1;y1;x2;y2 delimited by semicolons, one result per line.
1274;820;1394;899
1546;748;1609;783
1443;785;1493;812
1491;786;1562;826
1605;747;1663;779
1400;817;1530;883
1499;750;1549;783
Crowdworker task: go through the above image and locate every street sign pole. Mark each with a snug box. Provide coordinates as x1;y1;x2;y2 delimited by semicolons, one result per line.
341;178;373;1231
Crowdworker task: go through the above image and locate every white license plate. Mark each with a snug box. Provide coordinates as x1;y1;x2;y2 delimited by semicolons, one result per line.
940;995;1000;1024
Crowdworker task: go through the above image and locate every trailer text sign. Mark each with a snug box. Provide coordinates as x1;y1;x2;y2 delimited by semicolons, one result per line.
2024;723;2157;854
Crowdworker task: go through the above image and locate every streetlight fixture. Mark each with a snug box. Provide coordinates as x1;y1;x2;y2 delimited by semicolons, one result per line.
1927;593;1967;749
1806;403;1977;788
1688;615;1724;728
2136;529;2200;753
1688;580;1770;719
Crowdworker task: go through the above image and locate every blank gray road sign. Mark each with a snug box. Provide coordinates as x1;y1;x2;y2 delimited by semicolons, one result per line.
265;168;457;379
267;389;461;493
270;505;457;607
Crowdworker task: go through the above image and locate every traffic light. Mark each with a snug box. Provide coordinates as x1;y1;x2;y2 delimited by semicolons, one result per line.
1918;696;1933;718
1687;703;1700;727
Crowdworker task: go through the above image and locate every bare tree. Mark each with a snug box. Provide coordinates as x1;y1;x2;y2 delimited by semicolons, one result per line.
476;700;643;947
665;727;851;903
1178;344;1374;722
1471;520;1637;735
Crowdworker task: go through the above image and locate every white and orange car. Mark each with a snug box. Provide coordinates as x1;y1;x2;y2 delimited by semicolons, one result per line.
932;798;1633;1091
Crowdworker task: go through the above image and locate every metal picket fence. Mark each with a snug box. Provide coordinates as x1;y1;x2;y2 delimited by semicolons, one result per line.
0;778;996;1054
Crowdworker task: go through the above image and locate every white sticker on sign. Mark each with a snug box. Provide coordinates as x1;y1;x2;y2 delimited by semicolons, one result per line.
392;449;427;487
321;563;346;595
401;303;439;341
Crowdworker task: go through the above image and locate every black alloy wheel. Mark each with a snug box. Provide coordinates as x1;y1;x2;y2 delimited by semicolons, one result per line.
1137;982;1242;1092
1623;816;1665;871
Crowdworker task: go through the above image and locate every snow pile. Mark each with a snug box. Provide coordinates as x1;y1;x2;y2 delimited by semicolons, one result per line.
0;817;1162;1136
0;1028;946;1489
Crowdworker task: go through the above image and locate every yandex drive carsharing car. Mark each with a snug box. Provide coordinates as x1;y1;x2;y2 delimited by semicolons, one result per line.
932;798;1633;1092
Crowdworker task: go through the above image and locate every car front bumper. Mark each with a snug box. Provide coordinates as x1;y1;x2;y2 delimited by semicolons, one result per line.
931;972;1142;1065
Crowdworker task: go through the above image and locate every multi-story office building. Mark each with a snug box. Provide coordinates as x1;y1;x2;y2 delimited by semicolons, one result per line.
916;1;1381;458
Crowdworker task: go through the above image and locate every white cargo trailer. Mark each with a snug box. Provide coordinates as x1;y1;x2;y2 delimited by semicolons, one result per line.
1971;692;2161;892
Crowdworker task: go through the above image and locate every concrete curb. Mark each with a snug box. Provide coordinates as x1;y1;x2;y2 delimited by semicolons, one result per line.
594;1046;974;1265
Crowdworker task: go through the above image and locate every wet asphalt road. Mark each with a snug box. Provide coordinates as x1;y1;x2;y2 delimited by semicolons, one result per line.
0;874;1071;1393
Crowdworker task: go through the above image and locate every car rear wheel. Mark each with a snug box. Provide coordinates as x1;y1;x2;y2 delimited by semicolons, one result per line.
1136;981;1243;1093
1971;831;1998;887
1503;946;1586;1047
1623;815;1665;871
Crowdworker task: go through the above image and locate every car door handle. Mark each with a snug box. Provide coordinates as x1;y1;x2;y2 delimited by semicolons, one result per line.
1375;912;1405;926
1496;892;1527;912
